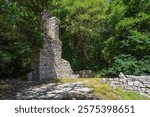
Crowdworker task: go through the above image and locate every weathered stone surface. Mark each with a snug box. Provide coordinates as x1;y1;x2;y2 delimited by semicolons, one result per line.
119;78;126;83
16;82;96;100
119;72;126;79
26;72;32;81
0;79;97;100
124;85;133;90
110;81;120;85
133;81;140;86
145;89;150;94
75;88;93;93
30;14;73;80
138;83;146;88
78;70;94;78
71;74;79;79
144;84;150;88
101;73;150;98
143;82;150;84
127;81;134;86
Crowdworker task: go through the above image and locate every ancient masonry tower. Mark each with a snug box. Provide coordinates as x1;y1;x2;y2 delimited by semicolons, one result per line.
31;14;73;80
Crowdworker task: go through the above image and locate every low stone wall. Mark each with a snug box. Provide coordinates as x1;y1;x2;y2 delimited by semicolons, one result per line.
101;73;150;98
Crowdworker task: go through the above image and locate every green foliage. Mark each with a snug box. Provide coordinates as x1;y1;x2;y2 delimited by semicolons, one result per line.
51;0;107;71
101;0;150;76
0;0;48;78
0;1;43;47
0;41;31;78
1;0;150;78
101;55;150;76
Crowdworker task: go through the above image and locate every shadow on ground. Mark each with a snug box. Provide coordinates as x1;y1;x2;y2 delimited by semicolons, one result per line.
0;79;97;100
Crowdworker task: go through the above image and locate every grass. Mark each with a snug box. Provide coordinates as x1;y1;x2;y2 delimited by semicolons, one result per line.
54;78;149;100
114;88;149;100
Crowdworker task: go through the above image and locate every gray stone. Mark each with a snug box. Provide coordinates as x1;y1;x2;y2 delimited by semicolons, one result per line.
75;88;93;93
140;88;146;91
143;82;150;84
101;74;150;98
46;93;56;97
132;85;138;90
145;89;150;94
61;87;73;92
108;78;114;81
146;78;150;82
33;88;43;92
26;72;32;81
119;78;126;83
16;81;95;100
124;85;133;90
71;74;79;79
144;84;150;88
143;82;150;88
38;95;48;99
112;78;119;81
133;81;140;86
51;90;64;94
31;14;73;81
127;81;134;86
101;78;107;82
138;83;146;88
119;72;126;79
78;70;94;78
110;81;121;85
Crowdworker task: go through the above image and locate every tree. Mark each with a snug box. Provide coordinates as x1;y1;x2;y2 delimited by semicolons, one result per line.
101;0;150;75
51;0;107;71
0;0;51;78
1;0;149;78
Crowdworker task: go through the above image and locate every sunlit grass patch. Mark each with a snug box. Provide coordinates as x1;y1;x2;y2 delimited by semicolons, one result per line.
83;78;120;100
114;88;149;100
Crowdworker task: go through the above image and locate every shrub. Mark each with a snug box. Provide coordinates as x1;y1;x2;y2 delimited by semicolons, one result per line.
100;54;150;76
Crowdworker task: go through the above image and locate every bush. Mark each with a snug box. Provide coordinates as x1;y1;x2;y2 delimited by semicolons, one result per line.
100;54;150;76
0;40;31;78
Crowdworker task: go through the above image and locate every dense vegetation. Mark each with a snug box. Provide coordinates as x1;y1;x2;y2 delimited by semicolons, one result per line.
0;0;150;78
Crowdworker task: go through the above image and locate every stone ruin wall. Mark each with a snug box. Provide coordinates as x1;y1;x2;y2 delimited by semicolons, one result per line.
101;73;150;98
31;16;73;81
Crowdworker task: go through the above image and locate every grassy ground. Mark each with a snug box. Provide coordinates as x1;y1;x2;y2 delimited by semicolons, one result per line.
54;78;149;100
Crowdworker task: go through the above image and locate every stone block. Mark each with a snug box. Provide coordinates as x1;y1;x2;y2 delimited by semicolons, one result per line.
119;72;126;79
133;81;140;86
77;70;95;78
127;81;133;86
124;85;133;90
138;83;146;88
